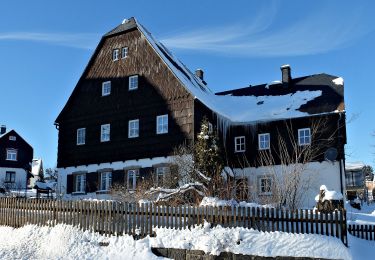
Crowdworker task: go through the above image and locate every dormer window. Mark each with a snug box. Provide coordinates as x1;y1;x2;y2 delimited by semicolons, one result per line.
129;75;138;90
121;47;128;59
102;81;111;96
112;49;119;61
9;136;16;141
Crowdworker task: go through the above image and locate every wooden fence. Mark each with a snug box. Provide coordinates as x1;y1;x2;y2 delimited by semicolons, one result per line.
348;224;375;241
0;198;347;245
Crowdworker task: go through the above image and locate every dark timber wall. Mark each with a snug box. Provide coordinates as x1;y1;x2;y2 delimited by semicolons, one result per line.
57;29;195;167
0;130;33;169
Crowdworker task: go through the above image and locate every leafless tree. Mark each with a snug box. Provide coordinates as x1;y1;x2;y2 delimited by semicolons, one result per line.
254;117;338;210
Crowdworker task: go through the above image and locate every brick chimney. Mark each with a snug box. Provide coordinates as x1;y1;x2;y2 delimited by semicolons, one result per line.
281;64;291;85
0;125;6;135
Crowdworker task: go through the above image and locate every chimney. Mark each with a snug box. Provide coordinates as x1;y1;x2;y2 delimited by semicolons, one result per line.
280;64;291;85
195;69;204;80
195;69;207;85
0;125;6;135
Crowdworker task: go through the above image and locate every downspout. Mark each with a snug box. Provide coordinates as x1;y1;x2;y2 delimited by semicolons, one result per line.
338;113;344;194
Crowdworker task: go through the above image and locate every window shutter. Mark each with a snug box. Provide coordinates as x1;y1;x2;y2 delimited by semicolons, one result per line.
66;175;73;194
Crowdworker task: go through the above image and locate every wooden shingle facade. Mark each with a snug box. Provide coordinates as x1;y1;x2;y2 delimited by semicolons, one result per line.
55;18;346;206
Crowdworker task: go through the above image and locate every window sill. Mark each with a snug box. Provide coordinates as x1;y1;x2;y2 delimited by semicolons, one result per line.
234;150;246;153
96;190;110;194
259;192;272;196
258;148;270;151
72;192;86;195
5;159;17;161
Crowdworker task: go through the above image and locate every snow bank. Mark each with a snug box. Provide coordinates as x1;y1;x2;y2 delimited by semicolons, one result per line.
200;197;238;207
152;222;351;259
0;224;159;260
0;223;353;259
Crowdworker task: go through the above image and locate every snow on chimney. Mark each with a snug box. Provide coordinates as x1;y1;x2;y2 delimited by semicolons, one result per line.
281;64;292;85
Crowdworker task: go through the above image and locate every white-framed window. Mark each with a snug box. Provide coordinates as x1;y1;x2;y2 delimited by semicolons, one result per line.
129;75;138;90
128;119;139;138
76;128;86;145
73;174;86;193
112;49;119;61
100;172;112;191
9;136;16;141
102;81;111;96
6;149;17;161
234;136;246;152
121;47;128;59
258;133;270;150
298;128;311;146
127;169;140;190
156;166;169;187
259;177;272;195
156;114;168;134
5;171;15;183
100;124;110;142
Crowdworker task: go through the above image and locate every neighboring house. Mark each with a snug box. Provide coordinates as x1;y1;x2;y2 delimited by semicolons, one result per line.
55;18;346;207
29;158;43;188
0;125;33;190
345;162;366;200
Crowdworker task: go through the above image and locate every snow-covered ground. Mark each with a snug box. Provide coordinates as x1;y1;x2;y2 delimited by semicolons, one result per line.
346;202;375;225
0;222;357;260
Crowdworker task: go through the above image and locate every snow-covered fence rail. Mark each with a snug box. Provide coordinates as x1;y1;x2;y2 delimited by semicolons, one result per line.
348;224;375;241
0;198;347;245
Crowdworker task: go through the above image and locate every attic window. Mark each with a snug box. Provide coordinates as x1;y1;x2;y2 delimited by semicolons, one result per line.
129;75;138;90
112;49;119;61
258;133;270;150
9;136;16;141
102;81;111;96
6;149;17;161
121;47;128;59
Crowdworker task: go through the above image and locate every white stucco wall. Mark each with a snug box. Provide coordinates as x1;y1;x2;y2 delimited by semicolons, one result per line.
57;156;174;198
232;160;345;208
0;167;28;189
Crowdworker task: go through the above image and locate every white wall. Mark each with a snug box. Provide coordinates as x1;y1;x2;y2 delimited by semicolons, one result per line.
0;167;28;190
231;160;344;208
57;156;174;198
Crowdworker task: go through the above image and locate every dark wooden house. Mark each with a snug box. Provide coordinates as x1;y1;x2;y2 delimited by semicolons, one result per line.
0;126;33;190
55;18;346;207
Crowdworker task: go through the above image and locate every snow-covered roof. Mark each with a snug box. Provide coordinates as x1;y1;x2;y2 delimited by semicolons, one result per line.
345;162;365;171
57;17;344;126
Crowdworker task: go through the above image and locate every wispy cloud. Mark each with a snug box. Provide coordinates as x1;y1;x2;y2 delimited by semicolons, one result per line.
0;32;99;49
161;4;373;57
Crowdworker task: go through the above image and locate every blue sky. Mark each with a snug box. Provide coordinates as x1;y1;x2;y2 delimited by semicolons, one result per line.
0;0;374;169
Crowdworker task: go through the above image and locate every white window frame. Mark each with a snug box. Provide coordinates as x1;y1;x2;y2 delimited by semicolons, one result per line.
259;177;272;195
6;149;17;161
129;75;138;90
9;136;16;141
100;124;110;142
298;128;311;146
156;166;169;187
5;171;15;183
258;133;270;150
127;169;139;190
73;174;86;193
102;81;111;96
128;119;139;138
112;49;119;61
156;114;168;134
121;47;128;59
76;128;86;145
99;171;112;191
234;136;246;152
